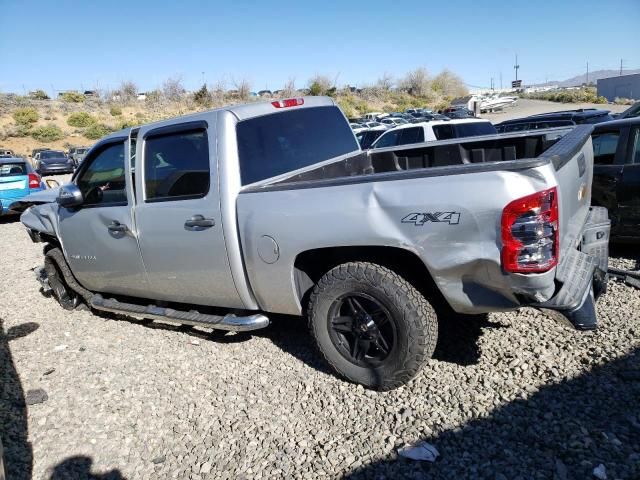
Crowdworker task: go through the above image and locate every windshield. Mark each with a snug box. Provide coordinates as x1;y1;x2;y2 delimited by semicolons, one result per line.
40;150;65;159
0;162;27;177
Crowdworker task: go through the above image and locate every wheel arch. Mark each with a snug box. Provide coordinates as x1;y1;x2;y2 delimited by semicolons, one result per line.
293;245;447;312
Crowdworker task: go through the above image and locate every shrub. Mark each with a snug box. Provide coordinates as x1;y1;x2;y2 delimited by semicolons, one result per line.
307;75;332;96
5;123;32;137
31;124;64;142
84;123;114;140
12;107;39;125
109;105;122;116
163;77;186;101
60;91;85;103
30;89;50;100
193;84;212;106
67;112;97;127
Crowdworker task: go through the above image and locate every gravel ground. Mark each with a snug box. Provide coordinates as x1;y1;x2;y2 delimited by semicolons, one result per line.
0;185;639;479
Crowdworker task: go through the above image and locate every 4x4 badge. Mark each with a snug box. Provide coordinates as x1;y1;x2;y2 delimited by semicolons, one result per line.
401;212;460;226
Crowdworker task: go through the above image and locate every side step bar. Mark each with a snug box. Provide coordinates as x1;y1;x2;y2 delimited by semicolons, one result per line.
90;294;269;332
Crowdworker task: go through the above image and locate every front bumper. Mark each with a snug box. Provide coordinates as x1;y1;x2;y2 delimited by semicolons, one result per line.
535;206;610;329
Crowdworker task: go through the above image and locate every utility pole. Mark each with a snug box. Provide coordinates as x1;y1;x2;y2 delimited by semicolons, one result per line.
586;61;589;85
514;54;520;81
490;77;494;91
620;59;624;76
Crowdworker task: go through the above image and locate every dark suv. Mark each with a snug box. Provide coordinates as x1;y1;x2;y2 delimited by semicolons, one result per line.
495;109;614;133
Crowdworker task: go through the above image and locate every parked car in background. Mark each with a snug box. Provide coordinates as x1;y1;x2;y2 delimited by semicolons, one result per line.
350;123;368;134
70;147;90;167
495;109;614;133
34;150;75;175
361;112;383;121
495;119;576;133
0;157;44;215
0;148;14;156
355;126;388;149
31;148;50;159
442;106;475;119
591;116;640;240
21;96;608;390
371;119;497;148
380;117;409;127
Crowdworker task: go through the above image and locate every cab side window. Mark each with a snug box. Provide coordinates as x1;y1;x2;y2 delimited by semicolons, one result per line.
75;141;127;207
592;131;620;165
374;130;401;148
398;127;425;146
144;128;209;202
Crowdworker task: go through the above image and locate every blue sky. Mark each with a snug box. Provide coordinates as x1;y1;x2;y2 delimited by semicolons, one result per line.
1;0;638;95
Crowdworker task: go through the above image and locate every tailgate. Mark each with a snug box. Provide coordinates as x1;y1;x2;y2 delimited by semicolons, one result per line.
539;125;594;253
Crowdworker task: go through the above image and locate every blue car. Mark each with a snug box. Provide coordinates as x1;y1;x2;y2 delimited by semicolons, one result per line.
0;157;45;216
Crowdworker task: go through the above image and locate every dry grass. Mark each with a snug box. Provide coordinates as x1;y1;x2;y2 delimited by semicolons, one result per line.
0;69;468;155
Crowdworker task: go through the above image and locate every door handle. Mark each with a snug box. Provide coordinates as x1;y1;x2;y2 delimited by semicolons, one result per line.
107;221;128;233
184;214;215;230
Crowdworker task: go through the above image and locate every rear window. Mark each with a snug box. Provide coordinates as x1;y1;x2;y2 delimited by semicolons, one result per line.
454;122;497;138
237;106;358;185
40;150;65;159
0;163;27;177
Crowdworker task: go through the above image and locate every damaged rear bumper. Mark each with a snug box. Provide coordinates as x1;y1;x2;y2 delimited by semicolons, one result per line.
534;206;610;330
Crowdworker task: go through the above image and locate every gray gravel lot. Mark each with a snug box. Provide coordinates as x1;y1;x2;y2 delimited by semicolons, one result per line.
0;178;639;479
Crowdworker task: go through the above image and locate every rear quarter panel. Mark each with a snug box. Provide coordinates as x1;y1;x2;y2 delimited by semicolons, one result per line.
236;164;559;316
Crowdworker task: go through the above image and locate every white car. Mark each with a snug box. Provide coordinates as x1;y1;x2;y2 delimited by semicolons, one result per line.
380;117;409;127
349;123;368;134
371;118;497;149
361;112;383;121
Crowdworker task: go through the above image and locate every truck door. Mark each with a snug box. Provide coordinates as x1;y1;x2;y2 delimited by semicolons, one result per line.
592;128;625;234
57;137;149;297
134;120;245;309
618;126;640;236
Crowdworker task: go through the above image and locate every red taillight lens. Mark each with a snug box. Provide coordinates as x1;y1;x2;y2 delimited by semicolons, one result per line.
28;173;41;189
501;187;559;273
271;98;304;108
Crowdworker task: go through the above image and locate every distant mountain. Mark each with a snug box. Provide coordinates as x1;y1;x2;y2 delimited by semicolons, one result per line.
533;69;640;88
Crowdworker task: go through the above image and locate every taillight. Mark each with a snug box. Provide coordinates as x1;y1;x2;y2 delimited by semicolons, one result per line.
501;187;559;273
28;173;41;189
271;98;304;108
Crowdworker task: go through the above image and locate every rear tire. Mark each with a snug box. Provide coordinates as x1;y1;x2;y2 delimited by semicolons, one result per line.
308;262;437;390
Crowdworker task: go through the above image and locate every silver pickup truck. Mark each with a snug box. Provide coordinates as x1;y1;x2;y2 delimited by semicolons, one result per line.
20;96;610;390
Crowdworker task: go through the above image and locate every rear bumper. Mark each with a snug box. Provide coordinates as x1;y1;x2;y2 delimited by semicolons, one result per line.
534;206;610;329
38;165;74;175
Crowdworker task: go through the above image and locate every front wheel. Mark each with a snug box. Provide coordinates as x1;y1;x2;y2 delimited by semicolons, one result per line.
308;262;438;390
44;251;80;311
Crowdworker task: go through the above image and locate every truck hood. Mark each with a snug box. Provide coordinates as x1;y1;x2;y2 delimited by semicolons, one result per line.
20;201;60;239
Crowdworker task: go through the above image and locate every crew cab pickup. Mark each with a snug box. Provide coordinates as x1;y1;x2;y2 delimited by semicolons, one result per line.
21;96;610;390
591;117;640;240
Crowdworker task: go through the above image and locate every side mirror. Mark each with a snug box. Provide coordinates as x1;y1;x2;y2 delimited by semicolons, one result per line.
46;179;60;189
56;184;83;208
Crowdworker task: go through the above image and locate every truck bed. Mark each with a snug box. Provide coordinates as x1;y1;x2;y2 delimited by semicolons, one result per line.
246;127;577;191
